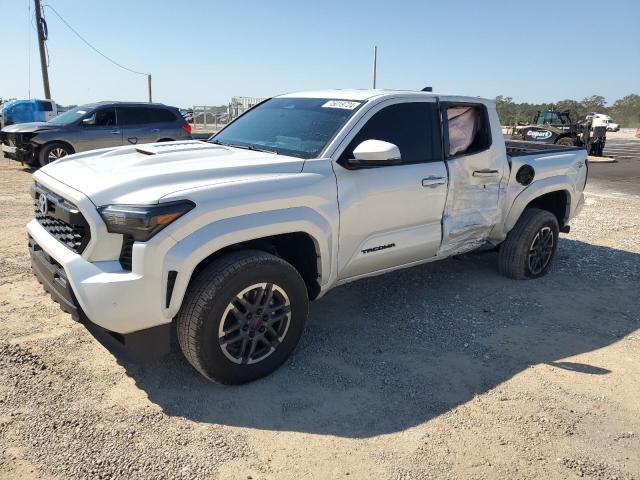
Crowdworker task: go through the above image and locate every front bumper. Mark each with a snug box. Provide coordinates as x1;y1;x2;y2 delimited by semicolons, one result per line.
28;230;171;357
29;235;83;320
2;143;36;163
27;218;172;335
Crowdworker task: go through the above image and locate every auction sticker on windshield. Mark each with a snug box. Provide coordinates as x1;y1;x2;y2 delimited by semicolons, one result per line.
322;100;361;110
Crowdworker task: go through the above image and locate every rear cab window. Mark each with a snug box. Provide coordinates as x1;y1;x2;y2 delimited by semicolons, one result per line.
36;101;54;112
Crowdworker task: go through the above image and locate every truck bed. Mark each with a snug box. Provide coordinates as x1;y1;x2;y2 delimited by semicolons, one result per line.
505;140;585;157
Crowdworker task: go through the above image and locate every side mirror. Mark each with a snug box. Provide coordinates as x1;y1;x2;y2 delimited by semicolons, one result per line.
81;118;93;127
348;139;401;167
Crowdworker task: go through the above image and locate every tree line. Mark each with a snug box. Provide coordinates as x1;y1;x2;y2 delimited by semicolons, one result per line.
496;94;640;127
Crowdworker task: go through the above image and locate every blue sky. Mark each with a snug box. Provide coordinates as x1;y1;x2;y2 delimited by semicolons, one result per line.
2;0;639;108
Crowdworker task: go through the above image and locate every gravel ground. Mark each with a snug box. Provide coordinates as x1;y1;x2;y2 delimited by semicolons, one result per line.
0;156;638;480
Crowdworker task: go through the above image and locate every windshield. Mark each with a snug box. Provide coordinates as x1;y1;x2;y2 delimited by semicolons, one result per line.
210;98;363;158
48;106;92;125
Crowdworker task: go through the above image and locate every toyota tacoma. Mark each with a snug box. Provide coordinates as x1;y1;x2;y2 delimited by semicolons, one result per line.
27;90;588;384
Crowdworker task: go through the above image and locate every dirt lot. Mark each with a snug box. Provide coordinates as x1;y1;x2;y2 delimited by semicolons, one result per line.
0;155;638;480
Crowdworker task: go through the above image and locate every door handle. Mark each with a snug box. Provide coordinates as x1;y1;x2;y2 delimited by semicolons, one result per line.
151;128;160;133
110;130;121;134
473;169;499;178
422;176;447;187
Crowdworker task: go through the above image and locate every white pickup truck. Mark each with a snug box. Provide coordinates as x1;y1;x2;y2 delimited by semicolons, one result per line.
28;89;588;384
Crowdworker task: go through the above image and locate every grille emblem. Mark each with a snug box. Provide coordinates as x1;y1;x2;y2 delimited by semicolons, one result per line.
38;193;49;215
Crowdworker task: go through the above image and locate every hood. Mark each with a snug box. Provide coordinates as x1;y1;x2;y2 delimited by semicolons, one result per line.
1;122;59;134
36;141;305;206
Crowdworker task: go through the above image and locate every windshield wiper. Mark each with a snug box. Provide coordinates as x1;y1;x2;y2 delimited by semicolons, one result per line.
210;139;277;155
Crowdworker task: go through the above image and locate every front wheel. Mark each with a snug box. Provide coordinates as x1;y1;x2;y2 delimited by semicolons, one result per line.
176;250;309;384
39;142;72;167
498;208;559;279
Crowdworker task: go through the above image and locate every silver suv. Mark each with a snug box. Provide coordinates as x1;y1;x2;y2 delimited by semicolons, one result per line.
1;101;192;167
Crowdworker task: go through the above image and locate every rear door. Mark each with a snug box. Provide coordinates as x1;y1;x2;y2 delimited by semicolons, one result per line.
119;106;178;145
333;98;448;280
438;101;506;257
76;107;123;151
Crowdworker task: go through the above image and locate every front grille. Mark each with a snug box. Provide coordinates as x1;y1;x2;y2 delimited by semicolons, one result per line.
32;184;91;254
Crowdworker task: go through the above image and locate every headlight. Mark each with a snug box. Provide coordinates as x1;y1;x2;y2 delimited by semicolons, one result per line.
98;200;195;241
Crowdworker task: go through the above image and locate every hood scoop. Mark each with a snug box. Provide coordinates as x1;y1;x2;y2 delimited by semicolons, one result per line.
134;141;222;156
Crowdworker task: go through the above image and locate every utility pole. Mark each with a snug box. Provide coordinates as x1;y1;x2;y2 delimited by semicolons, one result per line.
34;0;51;99
147;74;152;102
372;46;377;89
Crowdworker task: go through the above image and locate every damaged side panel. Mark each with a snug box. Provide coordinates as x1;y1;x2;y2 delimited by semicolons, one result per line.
437;100;508;257
438;154;506;257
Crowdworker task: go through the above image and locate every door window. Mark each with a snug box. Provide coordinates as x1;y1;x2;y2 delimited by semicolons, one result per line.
339;102;442;165
446;104;491;157
83;108;116;127
119;107;149;125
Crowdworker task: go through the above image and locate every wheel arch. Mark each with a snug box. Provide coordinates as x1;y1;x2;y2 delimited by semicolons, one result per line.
39;140;76;155
164;208;333;316
504;179;573;234
524;190;569;228
188;232;322;300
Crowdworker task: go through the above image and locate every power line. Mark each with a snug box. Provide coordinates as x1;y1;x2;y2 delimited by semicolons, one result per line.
43;3;148;77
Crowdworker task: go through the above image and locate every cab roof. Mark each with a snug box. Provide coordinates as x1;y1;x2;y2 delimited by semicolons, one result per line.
77;101;175;109
277;89;492;104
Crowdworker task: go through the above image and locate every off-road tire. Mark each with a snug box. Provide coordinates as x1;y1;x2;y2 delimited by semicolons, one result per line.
176;250;309;384
555;137;574;147
498;208;559;280
39;142;72;167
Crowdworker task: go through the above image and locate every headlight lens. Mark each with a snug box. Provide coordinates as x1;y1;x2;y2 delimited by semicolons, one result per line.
98;200;195;241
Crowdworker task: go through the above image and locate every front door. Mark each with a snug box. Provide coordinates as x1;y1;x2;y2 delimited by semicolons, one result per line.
76;107;122;151
334;99;448;280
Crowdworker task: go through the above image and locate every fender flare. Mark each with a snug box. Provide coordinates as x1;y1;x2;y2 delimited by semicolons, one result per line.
504;177;573;234
163;207;333;317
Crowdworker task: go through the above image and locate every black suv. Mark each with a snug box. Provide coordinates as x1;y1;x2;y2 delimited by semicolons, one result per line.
1;102;192;167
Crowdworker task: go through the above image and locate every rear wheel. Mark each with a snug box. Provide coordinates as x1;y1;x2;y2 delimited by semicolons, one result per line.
498;208;559;279
176;250;309;384
39;142;72;167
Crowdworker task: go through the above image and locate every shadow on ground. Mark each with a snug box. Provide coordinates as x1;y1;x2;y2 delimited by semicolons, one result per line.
108;239;639;438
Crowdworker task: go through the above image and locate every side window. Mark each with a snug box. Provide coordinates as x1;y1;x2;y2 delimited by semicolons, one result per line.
119;107;149;125
446;104;491;157
36;101;53;112
339;102;442;164
83;108;116;127
148;108;177;123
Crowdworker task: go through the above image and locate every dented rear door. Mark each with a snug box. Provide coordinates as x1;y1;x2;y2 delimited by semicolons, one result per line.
438;100;507;257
